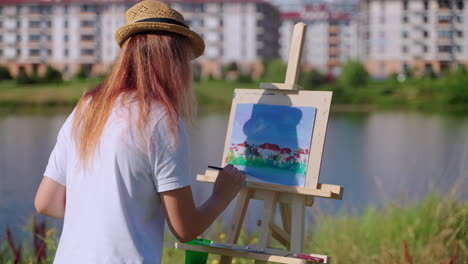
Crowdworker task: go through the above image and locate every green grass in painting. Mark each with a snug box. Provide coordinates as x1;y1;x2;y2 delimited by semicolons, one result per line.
2;193;465;263
227;154;307;175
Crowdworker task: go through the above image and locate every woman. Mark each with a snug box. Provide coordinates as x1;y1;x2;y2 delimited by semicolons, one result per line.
34;1;246;263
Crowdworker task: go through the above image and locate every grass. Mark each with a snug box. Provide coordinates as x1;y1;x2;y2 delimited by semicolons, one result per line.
2;193;465;263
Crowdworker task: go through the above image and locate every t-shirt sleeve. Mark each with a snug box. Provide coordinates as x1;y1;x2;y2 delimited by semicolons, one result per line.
150;115;192;193
43;118;70;186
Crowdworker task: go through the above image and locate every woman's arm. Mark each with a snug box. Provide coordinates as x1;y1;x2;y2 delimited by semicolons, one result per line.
35;176;66;219
160;165;245;243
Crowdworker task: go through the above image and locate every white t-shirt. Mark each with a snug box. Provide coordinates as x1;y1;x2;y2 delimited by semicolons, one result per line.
43;97;192;264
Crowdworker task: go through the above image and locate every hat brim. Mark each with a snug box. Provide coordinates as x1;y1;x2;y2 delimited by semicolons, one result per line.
115;22;205;59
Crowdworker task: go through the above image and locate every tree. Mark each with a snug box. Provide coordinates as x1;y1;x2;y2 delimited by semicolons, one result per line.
262;59;287;83
339;60;369;88
0;66;12;81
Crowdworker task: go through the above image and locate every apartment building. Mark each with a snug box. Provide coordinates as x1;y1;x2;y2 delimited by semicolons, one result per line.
280;4;359;76
359;0;468;78
0;0;280;78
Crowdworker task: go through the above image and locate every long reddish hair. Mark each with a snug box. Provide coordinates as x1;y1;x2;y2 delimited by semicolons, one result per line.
72;32;195;169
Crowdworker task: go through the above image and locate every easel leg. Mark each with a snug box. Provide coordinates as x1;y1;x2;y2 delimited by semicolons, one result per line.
290;195;305;252
255;192;278;264
279;203;292;234
220;188;251;264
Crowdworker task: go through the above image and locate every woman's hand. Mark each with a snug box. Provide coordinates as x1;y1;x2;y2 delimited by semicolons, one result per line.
212;164;246;202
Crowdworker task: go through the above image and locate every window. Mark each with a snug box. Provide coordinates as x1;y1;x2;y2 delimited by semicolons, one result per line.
17;21;21;28
81;34;95;41
423;45;429;53
403;0;409;10
456;16;463;23
47;35;52;41
456;46;462;53
438;0;450;8
81;20;95;27
438;30;451;38
46;21;52;28
64;21;68;28
29;21;40;28
47;49;52;56
0;35;2;42
457;0;464;10
380;15;386;24
423;15;429;23
29;35;41;41
43;6;53;14
17;49;21;56
64;49;69;56
457;31;463;38
424;0;429;10
0;7;3;14
0;21;2;28
424;31;429;38
64;5;69;14
64;35;69;41
402;31;409;38
438;45;452;53
402;45;408;53
438;15;451;23
16;35;21;41
29;5;40;14
403;15;409;23
0;49;3;56
81;49;94;56
30;49;40;56
425;63;432;73
80;4;97;12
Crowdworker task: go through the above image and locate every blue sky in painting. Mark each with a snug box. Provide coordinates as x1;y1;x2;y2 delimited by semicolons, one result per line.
230;104;317;150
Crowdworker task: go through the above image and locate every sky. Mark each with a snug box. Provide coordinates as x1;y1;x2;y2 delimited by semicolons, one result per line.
230;103;317;151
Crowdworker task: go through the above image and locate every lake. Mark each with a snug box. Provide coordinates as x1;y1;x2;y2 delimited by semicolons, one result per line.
1;110;467;235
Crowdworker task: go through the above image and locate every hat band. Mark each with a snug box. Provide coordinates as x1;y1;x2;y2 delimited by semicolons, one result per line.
135;17;189;29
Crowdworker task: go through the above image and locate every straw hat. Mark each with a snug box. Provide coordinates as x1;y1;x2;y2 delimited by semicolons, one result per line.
115;0;205;59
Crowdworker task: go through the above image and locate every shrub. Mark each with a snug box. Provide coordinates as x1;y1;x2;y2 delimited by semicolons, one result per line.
16;68;35;84
299;69;327;89
43;65;63;83
75;65;90;80
339;60;369;88
0;66;12;81
236;72;253;84
225;62;239;72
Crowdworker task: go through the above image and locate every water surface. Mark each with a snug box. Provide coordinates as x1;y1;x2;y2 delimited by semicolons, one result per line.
1;111;467;235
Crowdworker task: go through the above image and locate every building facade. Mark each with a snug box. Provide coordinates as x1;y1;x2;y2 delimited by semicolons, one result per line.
359;0;468;78
280;4;359;76
0;0;280;78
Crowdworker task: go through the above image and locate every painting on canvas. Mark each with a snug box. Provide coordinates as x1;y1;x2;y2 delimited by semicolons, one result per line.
225;103;317;187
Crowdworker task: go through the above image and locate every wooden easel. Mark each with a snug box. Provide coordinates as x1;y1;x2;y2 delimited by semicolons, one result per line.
169;23;344;264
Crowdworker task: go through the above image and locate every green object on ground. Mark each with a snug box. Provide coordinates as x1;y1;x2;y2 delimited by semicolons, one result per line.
185;238;211;264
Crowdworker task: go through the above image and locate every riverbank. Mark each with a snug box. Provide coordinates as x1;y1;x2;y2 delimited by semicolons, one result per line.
1;79;467;115
1;193;466;263
0;79;258;115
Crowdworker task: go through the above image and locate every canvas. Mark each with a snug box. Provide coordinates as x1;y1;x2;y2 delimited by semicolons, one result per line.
225;103;317;187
